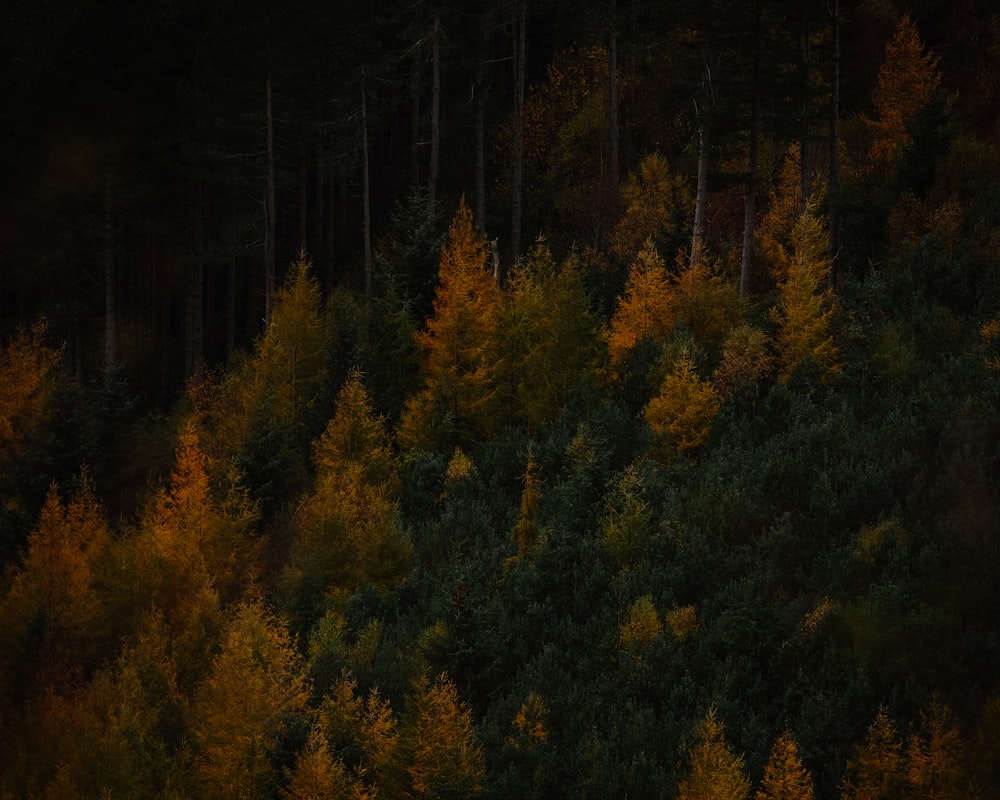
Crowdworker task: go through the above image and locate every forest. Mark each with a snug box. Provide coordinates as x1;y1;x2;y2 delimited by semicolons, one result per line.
3;0;1000;797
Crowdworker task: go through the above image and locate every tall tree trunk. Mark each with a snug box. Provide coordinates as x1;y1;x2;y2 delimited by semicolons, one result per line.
428;13;441;217
475;56;487;233
691;108;709;267
315;115;325;272
299;142;308;253
185;182;204;376
362;76;372;311
410;52;421;189
264;70;277;323
739;0;761;299
104;173;118;368
799;4;812;211
828;0;840;286
608;0;620;187
511;0;527;265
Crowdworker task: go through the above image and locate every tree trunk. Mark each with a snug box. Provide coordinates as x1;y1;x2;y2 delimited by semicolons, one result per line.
428;13;441;217
104;173;118;368
362;76;372;311
739;0;761;299
475;56;487;234
828;0;840;286
411;51;421;189
264;70;277;323
185;183;204;376
691;111;709;267
299;142;308;254
511;0;527;266
799;3;812;211
608;0;620;187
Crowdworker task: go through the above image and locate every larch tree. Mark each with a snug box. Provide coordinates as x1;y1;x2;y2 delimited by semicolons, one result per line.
771;207;840;382
398;199;500;452
644;349;720;462
905;699;966;800
401;672;486;800
867;15;941;173
610;152;691;263
678;707;751;800
840;707;905;800
192;599;311;800
606;239;675;368
755;730;816;800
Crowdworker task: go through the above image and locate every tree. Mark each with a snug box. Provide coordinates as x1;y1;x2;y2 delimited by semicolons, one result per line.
867;15;941;173
610;152;692;264
606;239;675;367
398;199;499;451
770;207;839;382
906;699;965;800
840;707;905;800
192;599;311;800
756;730;815;800
401;672;486;800
678;707;751;800
644;349;720;461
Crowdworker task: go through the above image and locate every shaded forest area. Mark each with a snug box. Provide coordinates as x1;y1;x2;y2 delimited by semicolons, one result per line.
4;0;1000;797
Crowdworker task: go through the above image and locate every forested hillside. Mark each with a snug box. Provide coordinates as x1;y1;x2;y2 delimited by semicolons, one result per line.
3;0;1000;797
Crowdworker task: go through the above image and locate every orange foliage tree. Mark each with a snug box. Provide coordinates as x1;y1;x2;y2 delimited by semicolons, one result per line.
644;350;720;462
398;199;500;451
678;707;751;800
755;730;816;800
606;239;675;368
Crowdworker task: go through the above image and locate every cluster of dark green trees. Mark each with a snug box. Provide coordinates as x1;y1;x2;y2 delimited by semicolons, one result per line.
3;0;1000;797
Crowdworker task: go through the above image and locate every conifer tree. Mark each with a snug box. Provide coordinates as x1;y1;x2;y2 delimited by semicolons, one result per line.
606;239;675;368
906;699;965;800
678;707;751;800
771;208;840;382
401;672;486;800
868;15;941;173
398;199;499;451
644;349;720;461
840;707;905;800
756;730;815;800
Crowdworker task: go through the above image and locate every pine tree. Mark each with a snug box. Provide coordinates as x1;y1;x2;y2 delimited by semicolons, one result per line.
678;707;751;800
756;730;815;800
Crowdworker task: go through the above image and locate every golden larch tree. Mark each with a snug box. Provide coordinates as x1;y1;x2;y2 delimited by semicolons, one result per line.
606;239;676;367
678;707;751;800
868;15;941;172
771;208;840;382
644;350;720;461
756;730;816;800
840;707;905;800
398;199;500;451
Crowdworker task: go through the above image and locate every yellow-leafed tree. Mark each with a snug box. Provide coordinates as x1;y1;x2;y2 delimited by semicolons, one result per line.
678;707;751;800
644;350;720;461
771;209;840;383
192;599;311;800
606;239;676;368
398;199;500;451
868;15;941;172
840;707;905;800
401;672;486;800
756;730;815;800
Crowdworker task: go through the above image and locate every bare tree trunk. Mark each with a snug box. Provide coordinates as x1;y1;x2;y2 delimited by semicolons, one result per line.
511;0;526;265
411;50;421;188
185;183;204;376
299;142;308;253
691;112;709;267
104;173;118;368
362;76;372;312
739;0;761;299
428;13;441;217
608;0;619;187
828;0;840;286
475;57;487;233
799;3;812;211
264;70;277;323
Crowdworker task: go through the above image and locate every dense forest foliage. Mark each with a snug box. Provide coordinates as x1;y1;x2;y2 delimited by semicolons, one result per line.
4;0;1000;797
